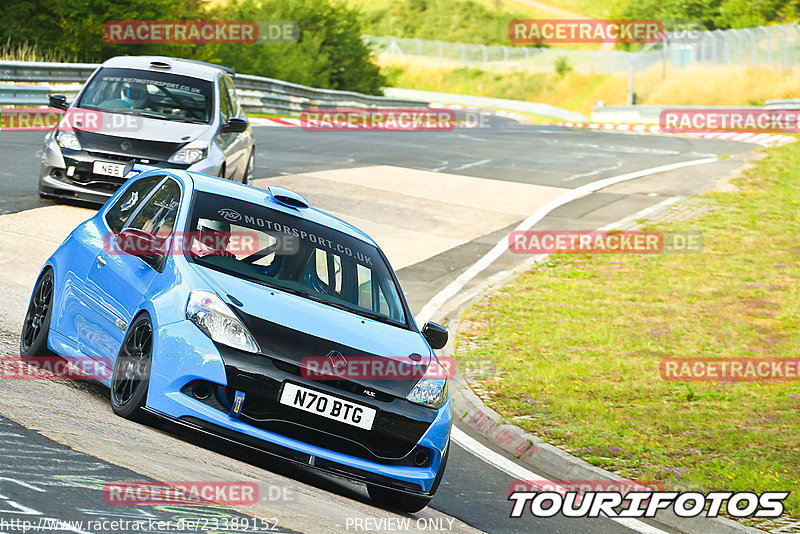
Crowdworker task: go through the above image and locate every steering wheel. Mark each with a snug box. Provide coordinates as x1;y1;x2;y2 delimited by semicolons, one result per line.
117;228;165;255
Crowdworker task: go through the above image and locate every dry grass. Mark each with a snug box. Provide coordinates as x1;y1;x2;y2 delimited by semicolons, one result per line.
385;57;800;115
0;39;77;63
636;64;800;106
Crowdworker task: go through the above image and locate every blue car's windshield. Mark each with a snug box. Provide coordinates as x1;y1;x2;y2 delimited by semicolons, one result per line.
186;192;408;328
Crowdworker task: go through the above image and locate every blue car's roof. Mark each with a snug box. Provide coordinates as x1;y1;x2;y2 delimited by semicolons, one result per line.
167;169;379;248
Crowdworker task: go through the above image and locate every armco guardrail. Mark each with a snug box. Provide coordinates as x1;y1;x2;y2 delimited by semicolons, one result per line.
765;99;800;109
0;60;427;113
591;104;774;124
384;88;588;122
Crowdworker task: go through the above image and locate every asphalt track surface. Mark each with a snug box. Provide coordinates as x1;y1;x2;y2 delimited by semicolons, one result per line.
0;120;756;534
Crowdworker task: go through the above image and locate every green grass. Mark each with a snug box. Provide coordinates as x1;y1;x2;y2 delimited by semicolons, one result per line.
455;144;800;518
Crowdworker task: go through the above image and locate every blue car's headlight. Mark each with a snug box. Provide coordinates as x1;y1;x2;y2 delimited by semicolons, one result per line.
186;290;259;353
407;361;448;408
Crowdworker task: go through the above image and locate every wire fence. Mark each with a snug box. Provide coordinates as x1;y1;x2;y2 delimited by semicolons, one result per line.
364;24;800;75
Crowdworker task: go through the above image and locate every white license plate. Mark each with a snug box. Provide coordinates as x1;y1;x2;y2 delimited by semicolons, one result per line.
92;161;127;177
279;383;376;430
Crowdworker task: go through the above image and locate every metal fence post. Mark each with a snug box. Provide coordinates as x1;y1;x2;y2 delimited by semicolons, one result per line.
759;26;772;66
743;28;757;64
776;25;789;68
792;25;800;66
730;29;744;63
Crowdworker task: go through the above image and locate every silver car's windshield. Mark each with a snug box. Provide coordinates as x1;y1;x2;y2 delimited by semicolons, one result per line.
78;67;213;124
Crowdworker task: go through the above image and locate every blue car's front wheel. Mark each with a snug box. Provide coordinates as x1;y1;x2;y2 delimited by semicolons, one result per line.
20;268;54;357
111;315;153;421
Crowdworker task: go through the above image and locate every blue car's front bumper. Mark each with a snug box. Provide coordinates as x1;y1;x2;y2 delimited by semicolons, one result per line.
146;320;452;495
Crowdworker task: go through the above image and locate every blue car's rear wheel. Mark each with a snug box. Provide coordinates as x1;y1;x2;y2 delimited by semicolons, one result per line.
20;269;54;357
111;315;152;420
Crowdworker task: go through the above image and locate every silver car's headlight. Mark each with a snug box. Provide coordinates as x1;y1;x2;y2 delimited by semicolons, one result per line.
169;140;208;165
187;290;259;353
56;130;81;150
407;361;448;408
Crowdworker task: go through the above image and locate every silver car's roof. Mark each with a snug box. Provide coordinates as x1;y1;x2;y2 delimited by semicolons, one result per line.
99;56;227;81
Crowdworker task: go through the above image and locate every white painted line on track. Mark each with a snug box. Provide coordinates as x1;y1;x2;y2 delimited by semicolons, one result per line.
451;428;670;534
452;159;491;171
0;229;60;245
595;196;683;231
415;157;718;324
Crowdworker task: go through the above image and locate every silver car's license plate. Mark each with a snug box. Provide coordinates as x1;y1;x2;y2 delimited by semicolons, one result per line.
93;161;127;177
279;383;376;430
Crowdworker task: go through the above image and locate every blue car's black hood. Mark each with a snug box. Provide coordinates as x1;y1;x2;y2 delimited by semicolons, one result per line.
192;264;432;398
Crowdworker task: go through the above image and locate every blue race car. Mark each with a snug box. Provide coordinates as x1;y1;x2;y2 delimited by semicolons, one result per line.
20;167;452;512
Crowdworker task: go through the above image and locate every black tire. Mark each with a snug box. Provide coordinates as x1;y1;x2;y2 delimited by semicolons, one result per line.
110;314;153;421
242;150;255;186
20;269;55;357
367;444;450;513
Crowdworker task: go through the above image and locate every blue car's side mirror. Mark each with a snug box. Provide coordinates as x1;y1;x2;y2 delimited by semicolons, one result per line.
422;321;448;350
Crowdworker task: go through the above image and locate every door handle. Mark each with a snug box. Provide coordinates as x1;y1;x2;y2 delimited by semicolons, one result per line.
96;256;107;266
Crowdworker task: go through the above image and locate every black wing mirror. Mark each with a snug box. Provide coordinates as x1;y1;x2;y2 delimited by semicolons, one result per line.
49;94;69;110
422;321;448;350
221;117;248;133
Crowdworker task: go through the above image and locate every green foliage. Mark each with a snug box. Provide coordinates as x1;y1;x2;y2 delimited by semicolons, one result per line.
360;0;528;45
0;0;386;94
205;0;385;94
0;0;202;61
554;56;572;78
617;0;799;30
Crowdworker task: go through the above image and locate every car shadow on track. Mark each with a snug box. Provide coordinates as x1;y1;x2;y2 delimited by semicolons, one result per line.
56;363;415;516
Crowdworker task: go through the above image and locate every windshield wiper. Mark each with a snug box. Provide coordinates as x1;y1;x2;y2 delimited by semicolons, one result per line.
245;277;404;327
168;117;207;124
127;111;169;120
